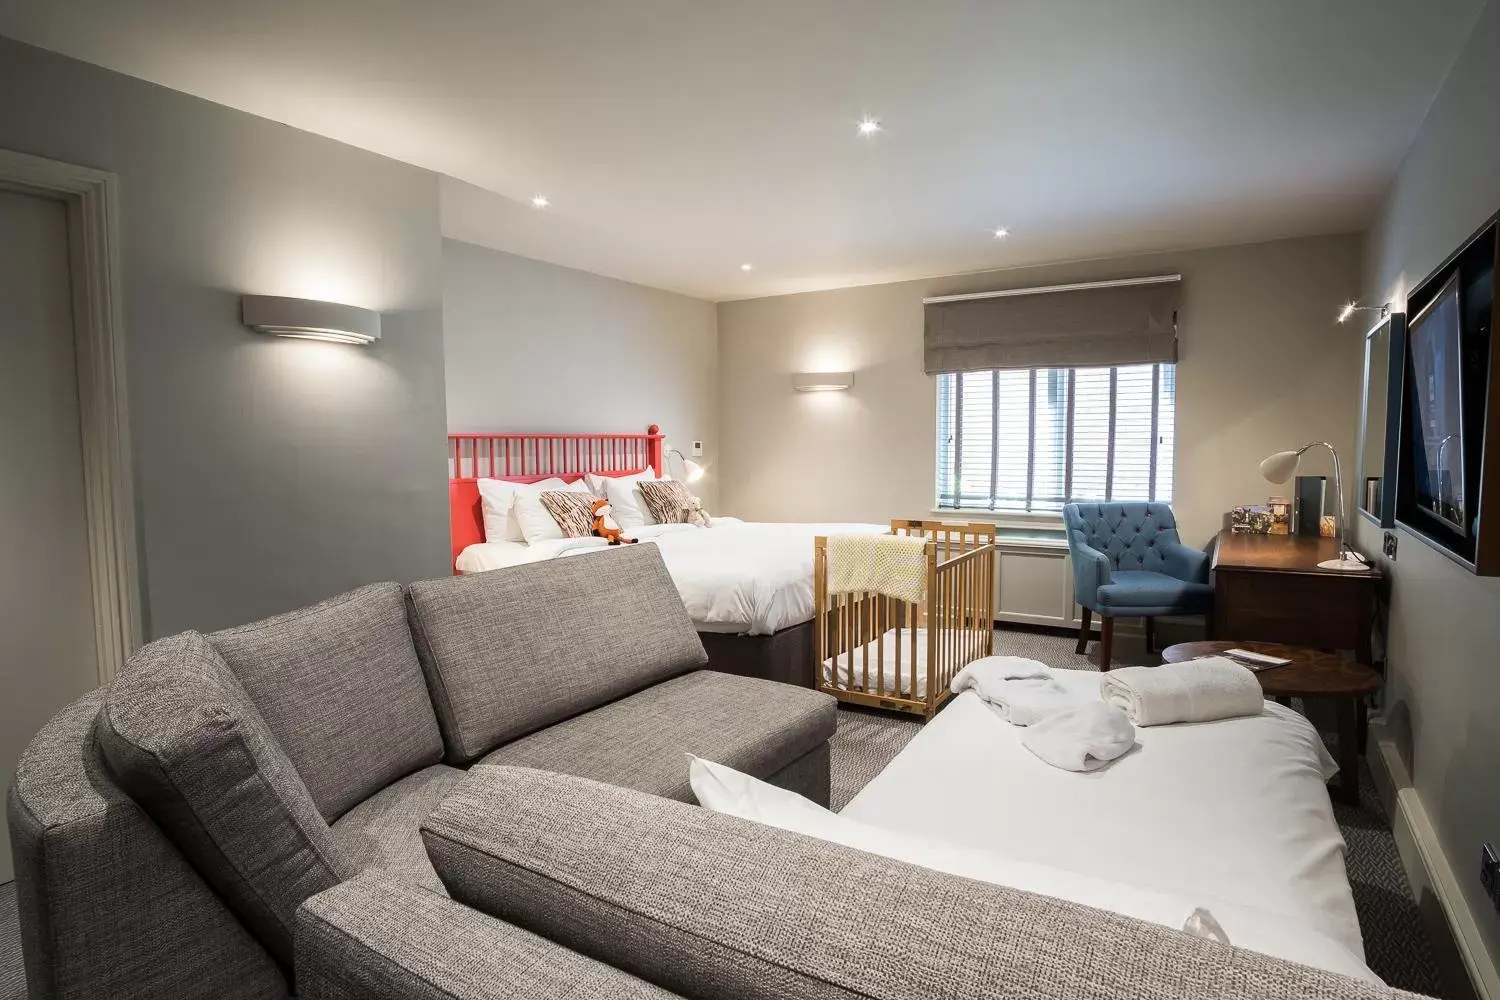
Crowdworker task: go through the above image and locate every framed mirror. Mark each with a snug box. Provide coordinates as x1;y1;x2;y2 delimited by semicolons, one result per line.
1356;311;1404;527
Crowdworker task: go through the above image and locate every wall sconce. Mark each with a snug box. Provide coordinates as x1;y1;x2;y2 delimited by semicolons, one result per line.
1336;301;1390;324
792;371;854;392
241;295;382;345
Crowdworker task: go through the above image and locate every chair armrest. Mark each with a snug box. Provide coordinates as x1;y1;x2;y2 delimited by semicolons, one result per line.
420;765;1415;1000
295;874;676;1000
1069;542;1113;604
1161;541;1210;584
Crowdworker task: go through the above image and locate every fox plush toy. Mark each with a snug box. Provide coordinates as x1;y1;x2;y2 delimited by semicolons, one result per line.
590;498;636;545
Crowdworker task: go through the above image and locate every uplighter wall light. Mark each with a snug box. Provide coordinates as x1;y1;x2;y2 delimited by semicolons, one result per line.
792;371;855;392
241;295;382;345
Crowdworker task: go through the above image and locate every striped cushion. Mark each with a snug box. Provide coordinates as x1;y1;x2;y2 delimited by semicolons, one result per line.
540;490;599;538
637;480;694;525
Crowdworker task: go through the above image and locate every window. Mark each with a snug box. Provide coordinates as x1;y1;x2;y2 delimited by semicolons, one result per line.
935;363;1175;512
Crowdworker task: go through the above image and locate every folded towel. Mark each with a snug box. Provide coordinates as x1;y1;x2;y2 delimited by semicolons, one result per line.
1100;656;1265;727
826;533;929;603
1021;703;1137;771
950;656;1088;726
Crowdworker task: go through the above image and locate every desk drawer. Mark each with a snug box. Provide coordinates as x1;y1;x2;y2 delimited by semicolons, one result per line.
1215;571;1370;651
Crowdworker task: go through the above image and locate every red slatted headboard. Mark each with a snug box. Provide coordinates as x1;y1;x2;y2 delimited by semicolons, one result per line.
447;425;665;571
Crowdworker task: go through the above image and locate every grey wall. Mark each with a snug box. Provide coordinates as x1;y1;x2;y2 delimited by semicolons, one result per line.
717;234;1363;547
443;239;720;507
1356;0;1500;970
0;36;451;636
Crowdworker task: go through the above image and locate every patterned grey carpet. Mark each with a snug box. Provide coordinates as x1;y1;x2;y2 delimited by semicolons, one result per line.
829;628;1451;998
0;628;1450;998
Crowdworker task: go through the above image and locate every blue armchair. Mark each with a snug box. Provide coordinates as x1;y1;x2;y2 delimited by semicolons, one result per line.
1062;502;1212;669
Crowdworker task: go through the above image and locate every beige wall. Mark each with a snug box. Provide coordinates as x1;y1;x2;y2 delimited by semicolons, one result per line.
1355;0;1500;972
718;234;1363;548
443;239;720;507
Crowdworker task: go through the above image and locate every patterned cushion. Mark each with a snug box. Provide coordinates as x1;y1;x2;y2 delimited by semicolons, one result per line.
95;631;354;968
405;544;708;764
637;479;694;525
208;582;443;823
538;490;600;538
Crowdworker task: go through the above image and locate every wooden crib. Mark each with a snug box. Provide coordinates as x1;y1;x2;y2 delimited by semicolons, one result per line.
814;520;997;720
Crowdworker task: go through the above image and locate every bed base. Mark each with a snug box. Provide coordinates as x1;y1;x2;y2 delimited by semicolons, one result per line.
815;521;997;720
698;620;816;688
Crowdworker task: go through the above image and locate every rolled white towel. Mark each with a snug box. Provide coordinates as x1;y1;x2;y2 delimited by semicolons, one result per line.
1021;702;1137;771
1100;657;1265;727
950;656;1087;726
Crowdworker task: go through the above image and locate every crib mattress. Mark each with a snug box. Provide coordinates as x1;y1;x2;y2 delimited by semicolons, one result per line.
841;674;1371;981
821;627;932;698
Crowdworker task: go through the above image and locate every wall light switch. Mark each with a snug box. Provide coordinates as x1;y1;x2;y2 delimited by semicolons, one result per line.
691;441;703;457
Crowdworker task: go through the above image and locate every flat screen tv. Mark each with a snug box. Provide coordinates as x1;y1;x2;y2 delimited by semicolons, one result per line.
1405;273;1467;535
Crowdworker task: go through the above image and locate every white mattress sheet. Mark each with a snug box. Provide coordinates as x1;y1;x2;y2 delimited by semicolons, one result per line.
841;675;1370;979
822;627;932;698
457;520;889;635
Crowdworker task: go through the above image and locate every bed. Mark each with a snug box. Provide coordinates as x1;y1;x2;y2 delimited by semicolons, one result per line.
448;427;886;685
839;669;1375;982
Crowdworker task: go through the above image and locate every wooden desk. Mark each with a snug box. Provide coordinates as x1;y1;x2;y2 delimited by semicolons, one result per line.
1211;531;1380;665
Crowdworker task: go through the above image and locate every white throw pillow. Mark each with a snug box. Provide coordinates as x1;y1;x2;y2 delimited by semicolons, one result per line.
604;473;673;530
514;480;596;545
688;757;1226;942
477;477;568;543
584;467;657;498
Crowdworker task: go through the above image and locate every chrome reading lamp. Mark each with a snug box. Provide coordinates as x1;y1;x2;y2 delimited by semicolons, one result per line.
1259;443;1370;572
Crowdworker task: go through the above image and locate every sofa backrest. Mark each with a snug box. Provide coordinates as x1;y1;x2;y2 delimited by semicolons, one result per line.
7;689;290;1000
208;581;444;822
405;544;708;765
95;630;355;969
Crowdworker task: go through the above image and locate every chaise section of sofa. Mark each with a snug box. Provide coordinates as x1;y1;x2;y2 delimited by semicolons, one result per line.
420;765;1427;1000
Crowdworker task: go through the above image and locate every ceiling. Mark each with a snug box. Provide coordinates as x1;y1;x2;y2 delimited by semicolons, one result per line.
0;1;1484;301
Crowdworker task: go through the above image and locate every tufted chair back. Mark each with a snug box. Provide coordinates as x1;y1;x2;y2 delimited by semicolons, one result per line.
1063;502;1181;574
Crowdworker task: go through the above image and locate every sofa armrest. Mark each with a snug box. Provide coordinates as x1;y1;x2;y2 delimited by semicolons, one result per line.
421;765;1417;1000
1161;541;1210;585
295;874;679;1000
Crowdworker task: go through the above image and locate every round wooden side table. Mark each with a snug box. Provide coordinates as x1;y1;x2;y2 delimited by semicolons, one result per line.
1160;640;1383;806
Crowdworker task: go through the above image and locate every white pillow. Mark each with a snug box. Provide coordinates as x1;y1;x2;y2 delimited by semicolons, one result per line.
478;477;567;543
584;466;656;498
688;757;1225;942
604;473;675;530
514;480;596;546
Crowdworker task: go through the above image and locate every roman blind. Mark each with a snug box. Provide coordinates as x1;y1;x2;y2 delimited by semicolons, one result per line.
923;276;1180;375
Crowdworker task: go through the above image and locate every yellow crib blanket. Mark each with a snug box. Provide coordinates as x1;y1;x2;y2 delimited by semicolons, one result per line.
826;533;929;604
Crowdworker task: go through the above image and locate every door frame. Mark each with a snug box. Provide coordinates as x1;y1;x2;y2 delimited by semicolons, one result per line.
0;149;142;683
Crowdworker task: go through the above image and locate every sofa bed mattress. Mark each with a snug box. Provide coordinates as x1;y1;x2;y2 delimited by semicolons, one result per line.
840;674;1370;981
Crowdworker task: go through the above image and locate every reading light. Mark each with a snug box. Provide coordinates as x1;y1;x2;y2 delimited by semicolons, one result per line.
793;371;855;392
531;194;550;208
993;227;1011;239
1337;301;1388;324
1259;443;1369;572
664;444;706;484
857;118;882;135
241;295;381;345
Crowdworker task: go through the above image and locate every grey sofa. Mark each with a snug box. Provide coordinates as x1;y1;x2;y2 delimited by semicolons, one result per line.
7;544;833;999
9;544;1425;1000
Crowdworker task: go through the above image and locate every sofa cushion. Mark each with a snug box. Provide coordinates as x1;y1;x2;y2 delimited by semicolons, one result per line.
1096;570;1214;615
424;767;1415;1000
209;582;444;822
96;630;354;968
478;670;836;802
330;764;466;894
406;545;708;765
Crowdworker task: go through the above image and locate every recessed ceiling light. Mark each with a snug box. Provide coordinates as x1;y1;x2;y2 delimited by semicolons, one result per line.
993;227;1011;239
531;194;550;209
857;118;882;136
740;263;753;271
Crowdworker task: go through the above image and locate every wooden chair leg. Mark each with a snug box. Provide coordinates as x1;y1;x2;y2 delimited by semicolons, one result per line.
1075;607;1093;655
1143;616;1155;654
1098;616;1114;671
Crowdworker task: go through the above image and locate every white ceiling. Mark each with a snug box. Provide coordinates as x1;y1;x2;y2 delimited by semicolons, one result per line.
0;1;1483;301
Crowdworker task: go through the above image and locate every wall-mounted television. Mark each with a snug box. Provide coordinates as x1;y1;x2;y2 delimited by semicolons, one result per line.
1395;213;1498;572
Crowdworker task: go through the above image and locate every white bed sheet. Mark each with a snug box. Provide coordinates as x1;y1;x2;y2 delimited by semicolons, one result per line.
840;674;1371;980
456;519;889;635
821;627;932;698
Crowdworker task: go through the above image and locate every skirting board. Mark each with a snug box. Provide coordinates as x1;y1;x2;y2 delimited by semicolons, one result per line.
1368;721;1498;1000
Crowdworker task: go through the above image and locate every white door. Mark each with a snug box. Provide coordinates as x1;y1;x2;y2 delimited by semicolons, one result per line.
0;188;99;883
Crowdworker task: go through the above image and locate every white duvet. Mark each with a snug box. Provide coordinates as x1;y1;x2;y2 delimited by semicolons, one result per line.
455;519;889;635
841;674;1374;982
